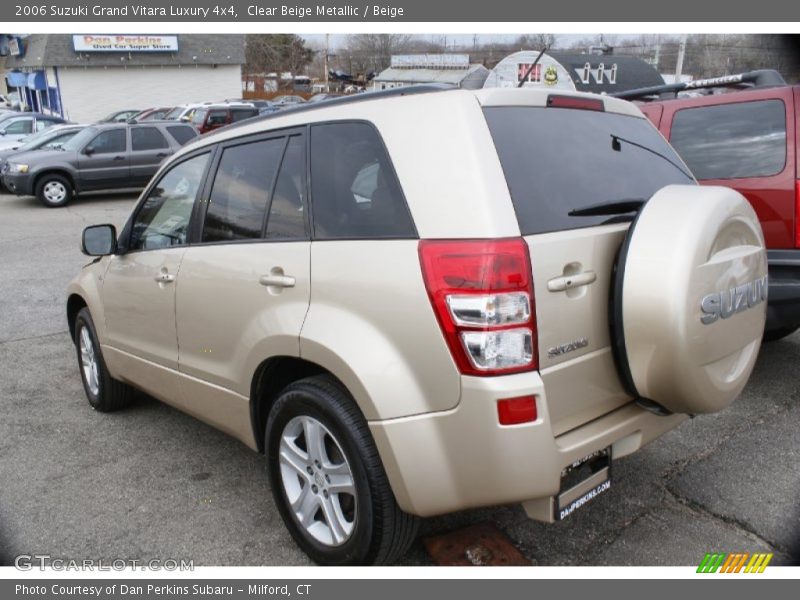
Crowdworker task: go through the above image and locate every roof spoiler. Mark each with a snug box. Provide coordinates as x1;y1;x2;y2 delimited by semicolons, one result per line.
611;69;786;101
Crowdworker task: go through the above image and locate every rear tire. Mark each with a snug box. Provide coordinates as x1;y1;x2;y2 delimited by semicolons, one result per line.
266;375;418;565
35;173;73;208
74;307;133;412
764;326;799;342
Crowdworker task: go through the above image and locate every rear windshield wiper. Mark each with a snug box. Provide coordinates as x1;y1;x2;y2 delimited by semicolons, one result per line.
568;198;646;217
611;134;695;181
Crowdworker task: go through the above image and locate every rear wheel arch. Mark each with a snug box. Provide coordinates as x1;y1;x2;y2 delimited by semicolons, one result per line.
251;356;356;454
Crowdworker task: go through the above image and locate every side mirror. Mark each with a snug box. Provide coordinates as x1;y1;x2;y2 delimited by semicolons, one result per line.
0;131;6;136
82;224;116;256
83;146;95;156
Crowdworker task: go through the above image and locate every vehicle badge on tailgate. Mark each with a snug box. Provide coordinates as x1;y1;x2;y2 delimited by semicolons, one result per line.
547;337;589;358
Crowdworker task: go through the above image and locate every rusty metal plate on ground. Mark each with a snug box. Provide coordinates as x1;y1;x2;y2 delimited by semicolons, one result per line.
423;521;531;566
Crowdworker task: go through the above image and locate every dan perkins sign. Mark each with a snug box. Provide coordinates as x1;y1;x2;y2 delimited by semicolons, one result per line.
72;35;179;52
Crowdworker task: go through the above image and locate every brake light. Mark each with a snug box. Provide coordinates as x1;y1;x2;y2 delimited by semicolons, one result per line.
796;181;800;248
547;95;605;112
497;396;537;425
418;238;538;376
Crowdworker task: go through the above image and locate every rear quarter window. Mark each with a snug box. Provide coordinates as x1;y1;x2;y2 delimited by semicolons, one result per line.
166;125;198;146
668;99;787;180
484;106;694;236
309;122;416;239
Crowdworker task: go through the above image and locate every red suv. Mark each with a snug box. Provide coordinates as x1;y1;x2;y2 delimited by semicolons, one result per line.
190;104;259;134
618;70;800;340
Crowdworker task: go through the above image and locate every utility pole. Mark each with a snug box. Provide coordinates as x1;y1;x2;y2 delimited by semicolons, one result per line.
675;34;687;80
324;33;329;92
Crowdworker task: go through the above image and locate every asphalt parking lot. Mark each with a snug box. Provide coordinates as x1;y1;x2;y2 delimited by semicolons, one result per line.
0;190;798;567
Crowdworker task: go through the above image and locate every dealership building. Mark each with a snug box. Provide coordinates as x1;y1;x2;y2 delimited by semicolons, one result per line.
4;34;245;122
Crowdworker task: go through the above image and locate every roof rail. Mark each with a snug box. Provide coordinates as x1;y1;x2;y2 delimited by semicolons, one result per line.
611;69;786;101
203;83;457;138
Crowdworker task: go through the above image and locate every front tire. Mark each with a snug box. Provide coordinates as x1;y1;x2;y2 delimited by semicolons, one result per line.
74;307;133;412
35;173;73;207
266;375;418;565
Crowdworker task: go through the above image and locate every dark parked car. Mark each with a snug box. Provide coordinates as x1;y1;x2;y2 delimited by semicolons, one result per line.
132;107;175;122
190;104;258;134
0;124;86;190
97;109;141;123
2;121;199;207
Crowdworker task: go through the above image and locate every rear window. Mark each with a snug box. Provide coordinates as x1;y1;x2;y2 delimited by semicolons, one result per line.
484;107;694;236
668;100;787;180
166;125;198;145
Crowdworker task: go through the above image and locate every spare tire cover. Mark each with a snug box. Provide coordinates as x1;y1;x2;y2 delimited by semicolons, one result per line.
613;184;767;414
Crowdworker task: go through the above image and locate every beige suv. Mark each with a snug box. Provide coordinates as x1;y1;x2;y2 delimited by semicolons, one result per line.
67;86;768;565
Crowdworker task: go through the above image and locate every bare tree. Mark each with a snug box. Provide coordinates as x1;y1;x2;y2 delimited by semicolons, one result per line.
340;34;413;74
245;34;315;78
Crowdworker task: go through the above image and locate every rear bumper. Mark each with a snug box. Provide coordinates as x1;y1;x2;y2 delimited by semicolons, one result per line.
767;249;800;333
369;371;686;519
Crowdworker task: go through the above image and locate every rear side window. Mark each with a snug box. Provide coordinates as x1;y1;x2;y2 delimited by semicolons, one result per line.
484;107;694;235
310;122;415;239
231;108;258;123
202;137;285;242
669;100;787;180
131;127;168;151
206;110;228;127
265;135;306;239
166;125;198;145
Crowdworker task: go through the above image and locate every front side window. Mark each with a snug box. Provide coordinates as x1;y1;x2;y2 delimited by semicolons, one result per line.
191;109;207;126
131;127;168;151
4;119;32;135
129;153;210;251
202;137;285;242
310;122;415;239
88;129;126;154
669;100;787;180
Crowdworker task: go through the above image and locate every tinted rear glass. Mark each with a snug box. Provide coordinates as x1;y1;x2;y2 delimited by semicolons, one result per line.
131;127;168;151
310;122;415;239
166;125;198;145
483;107;694;236
669;100;787;180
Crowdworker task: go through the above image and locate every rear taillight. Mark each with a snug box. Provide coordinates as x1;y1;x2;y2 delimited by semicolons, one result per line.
418;238;538;376
795;181;800;248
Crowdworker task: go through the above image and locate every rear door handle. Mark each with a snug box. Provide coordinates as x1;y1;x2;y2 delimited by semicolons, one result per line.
547;270;596;292
154;272;175;284
259;274;295;288
157;152;170;158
